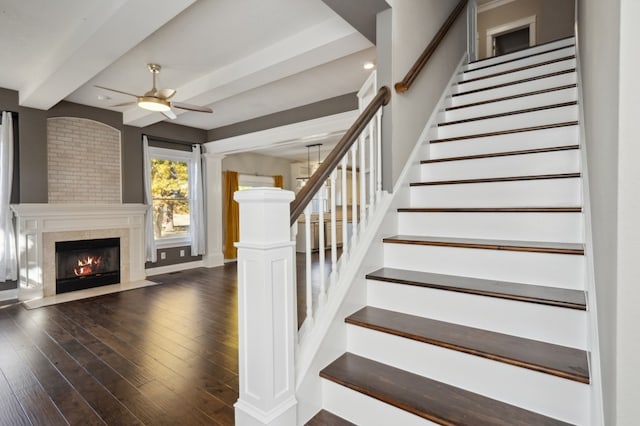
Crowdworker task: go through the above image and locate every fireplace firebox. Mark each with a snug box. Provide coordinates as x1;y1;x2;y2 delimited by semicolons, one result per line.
55;238;120;294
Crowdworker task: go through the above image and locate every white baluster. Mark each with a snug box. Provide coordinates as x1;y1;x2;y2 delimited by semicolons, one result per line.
330;169;337;284
359;133;366;230
304;203;313;326
376;108;382;202
351;145;358;244
369;120;375;213
341;156;348;260
318;184;326;306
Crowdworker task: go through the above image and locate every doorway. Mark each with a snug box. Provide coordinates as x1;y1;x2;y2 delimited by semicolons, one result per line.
485;15;536;58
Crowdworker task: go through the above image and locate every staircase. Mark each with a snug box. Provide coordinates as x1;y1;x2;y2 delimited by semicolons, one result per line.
308;37;592;425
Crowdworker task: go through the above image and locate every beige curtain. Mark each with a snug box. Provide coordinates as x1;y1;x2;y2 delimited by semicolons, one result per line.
273;175;284;189
224;171;239;259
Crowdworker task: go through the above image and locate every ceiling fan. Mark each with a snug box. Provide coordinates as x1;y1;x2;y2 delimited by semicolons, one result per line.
95;63;213;119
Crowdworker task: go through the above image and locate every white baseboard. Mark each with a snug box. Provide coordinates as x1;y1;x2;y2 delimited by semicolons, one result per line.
0;289;18;303
145;260;205;276
202;252;224;268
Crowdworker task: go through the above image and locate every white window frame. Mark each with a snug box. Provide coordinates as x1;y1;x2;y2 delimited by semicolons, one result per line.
148;146;193;249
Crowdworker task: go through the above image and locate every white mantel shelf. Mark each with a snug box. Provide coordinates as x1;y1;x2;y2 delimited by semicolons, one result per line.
10;203;148;302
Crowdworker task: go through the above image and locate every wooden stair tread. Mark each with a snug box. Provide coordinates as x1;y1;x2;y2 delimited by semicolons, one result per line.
467;41;575;71
446;84;577;111
453;69;575;98
382;235;584;255
366;267;586;310
320;353;573;425
438;102;577;127
410;172;580;186
305;410;356;426
431;121;578;143
460;55;575;85
397;207;582;213
346;307;590;383
421;145;579;163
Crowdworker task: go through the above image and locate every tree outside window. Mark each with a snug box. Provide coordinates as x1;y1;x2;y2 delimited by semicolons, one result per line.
151;158;190;240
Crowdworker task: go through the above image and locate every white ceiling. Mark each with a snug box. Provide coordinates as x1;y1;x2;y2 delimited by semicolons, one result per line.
0;0;376;131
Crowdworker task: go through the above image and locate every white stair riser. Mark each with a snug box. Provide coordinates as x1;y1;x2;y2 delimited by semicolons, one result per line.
383;243;585;289
437;105;578;139
322;380;437;426
346;327;589;425
443;87;577;122
464;38;575;71
409;178;582;208
397;212;584;243
460;46;575;80
421;150;580;181
449;72;576;107
455;59;576;94
430;126;579;159
367;281;587;349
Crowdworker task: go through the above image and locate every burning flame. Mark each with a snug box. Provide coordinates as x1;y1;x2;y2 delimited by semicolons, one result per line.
74;256;102;276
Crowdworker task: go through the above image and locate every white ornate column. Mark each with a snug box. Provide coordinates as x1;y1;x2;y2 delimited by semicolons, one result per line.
202;152;225;267
234;188;297;426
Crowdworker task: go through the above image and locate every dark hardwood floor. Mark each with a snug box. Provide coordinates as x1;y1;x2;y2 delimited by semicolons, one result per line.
0;250;335;425
0;265;241;425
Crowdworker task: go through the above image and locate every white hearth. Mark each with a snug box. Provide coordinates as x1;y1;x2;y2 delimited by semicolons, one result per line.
10;204;147;301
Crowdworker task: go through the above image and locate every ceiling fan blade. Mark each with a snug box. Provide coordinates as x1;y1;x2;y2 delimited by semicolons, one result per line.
157;88;176;100
171;101;213;113
162;110;177;120
111;101;137;107
94;85;140;98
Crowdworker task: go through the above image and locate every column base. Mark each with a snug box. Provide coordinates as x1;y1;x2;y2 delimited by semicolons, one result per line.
234;397;297;426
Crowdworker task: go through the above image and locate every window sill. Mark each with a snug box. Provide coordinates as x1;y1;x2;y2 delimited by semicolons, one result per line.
155;237;191;249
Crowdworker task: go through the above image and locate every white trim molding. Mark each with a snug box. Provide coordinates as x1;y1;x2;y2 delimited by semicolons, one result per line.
478;0;516;14
10;204;147;301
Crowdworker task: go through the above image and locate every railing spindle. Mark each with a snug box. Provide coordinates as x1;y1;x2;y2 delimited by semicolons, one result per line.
376;109;382;203
318;185;326;305
359;134;366;229
341;157;348;258
304;204;313;325
351;145;358;243
369;122;375;213
330;170;337;283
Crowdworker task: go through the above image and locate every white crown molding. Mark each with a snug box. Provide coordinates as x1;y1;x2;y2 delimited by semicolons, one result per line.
478;0;516;14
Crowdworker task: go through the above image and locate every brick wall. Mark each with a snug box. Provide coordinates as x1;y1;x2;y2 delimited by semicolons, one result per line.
47;117;121;203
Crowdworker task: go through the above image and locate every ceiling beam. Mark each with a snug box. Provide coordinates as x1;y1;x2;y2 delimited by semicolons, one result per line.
124;16;372;127
19;0;196;110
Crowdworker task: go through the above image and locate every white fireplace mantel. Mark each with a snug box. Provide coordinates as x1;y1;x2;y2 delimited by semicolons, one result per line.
10;203;148;301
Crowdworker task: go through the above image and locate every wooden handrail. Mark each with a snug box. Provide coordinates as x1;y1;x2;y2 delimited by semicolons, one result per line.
395;0;468;93
290;86;391;225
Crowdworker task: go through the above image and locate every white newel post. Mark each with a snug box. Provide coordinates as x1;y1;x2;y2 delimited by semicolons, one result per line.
234;188;297;426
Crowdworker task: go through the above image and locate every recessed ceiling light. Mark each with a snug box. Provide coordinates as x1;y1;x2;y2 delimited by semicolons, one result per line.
97;95;111;101
363;62;375;70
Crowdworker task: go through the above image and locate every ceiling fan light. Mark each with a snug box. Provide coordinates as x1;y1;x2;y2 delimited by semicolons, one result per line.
137;96;171;112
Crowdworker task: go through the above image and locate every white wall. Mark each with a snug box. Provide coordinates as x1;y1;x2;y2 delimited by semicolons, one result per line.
615;0;640;423
577;0;618;423
389;0;467;187
222;151;293;190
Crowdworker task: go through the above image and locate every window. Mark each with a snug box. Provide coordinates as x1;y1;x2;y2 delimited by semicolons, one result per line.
148;147;193;247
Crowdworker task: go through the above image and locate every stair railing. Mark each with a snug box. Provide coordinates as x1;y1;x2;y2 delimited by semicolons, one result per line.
233;1;471;422
395;0;468;93
291;85;391;337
